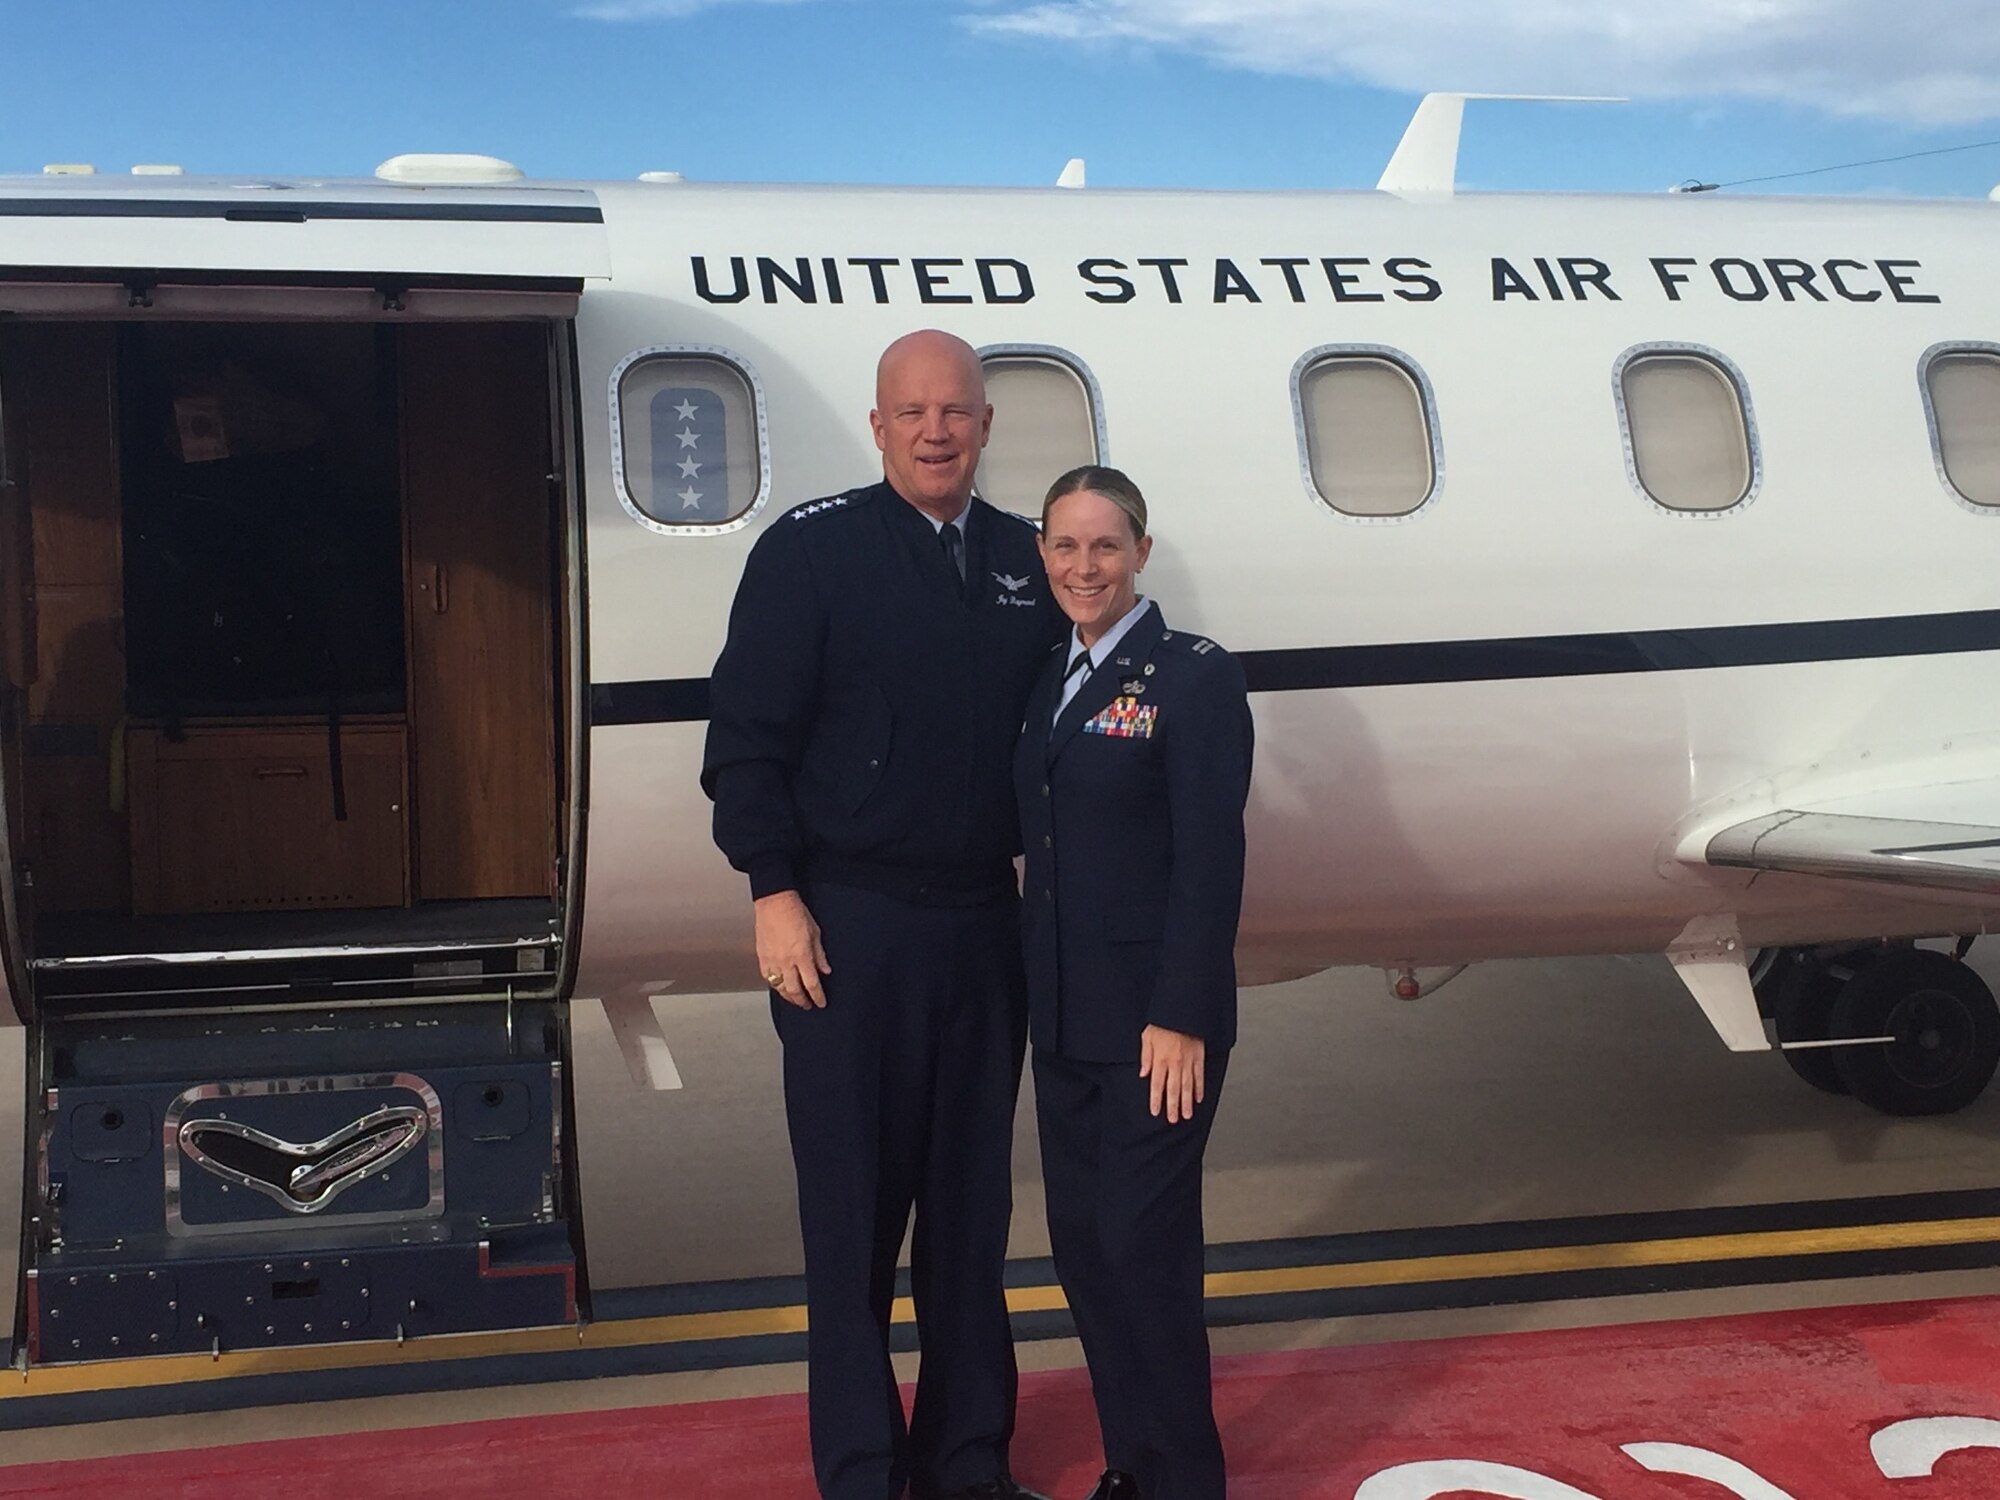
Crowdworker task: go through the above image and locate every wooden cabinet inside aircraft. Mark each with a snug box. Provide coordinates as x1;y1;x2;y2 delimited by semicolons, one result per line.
401;323;558;903
128;721;409;914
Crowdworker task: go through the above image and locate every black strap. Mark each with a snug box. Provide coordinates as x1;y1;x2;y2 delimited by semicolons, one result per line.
326;695;347;823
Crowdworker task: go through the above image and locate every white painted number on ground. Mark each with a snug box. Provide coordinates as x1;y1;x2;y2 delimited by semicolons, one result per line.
1351;1417;2000;1497
1872;1416;2000;1479
1353;1461;1605;1499
1622;1443;1799;1498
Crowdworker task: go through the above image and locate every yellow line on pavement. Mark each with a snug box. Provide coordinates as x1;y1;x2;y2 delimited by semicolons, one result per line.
9;1214;1998;1401
1199;1214;2000;1299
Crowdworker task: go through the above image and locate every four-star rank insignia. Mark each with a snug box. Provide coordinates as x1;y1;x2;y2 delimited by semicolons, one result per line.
1085;695;1158;739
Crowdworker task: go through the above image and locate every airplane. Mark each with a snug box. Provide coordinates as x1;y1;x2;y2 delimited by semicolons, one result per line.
2;93;2000;1372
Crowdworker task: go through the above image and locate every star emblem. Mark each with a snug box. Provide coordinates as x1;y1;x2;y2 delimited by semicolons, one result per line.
678;486;703;510
677;456;702;479
791;495;851;520
674;398;699;421
677;428;699;450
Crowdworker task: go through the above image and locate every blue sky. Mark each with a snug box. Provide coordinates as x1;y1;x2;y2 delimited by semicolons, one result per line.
5;1;2000;198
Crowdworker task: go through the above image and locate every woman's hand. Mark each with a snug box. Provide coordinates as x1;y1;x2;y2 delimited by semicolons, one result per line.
755;891;832;1009
1139;1025;1206;1124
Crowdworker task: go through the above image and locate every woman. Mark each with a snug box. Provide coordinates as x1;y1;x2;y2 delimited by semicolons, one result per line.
1015;466;1254;1500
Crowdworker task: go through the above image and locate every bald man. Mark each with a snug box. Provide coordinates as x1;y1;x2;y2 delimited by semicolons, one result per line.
704;331;1065;1500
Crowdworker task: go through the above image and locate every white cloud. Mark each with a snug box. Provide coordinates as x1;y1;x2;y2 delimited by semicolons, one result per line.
574;0;813;19
965;0;2000;125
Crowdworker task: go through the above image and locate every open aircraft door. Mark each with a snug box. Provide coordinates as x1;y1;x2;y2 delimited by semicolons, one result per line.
0;172;604;1366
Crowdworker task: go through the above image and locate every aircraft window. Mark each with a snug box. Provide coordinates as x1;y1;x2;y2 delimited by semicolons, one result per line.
1293;349;1439;519
1922;346;2000;509
1615;347;1757;513
610;348;771;535
975;347;1106;515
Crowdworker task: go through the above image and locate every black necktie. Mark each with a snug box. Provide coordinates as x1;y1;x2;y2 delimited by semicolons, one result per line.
939;522;965;592
1051;649;1092;738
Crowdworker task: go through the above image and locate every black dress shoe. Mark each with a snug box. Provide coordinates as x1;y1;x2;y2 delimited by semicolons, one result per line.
1081;1472;1142;1500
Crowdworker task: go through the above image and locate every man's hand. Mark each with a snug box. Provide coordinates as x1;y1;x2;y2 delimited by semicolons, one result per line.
756;891;832;1009
1139;1025;1206;1124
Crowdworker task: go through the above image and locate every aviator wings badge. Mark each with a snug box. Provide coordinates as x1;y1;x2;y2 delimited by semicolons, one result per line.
993;572;1031;592
178;1105;430;1215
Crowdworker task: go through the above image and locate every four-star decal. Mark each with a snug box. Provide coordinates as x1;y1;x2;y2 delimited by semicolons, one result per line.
658;392;722;518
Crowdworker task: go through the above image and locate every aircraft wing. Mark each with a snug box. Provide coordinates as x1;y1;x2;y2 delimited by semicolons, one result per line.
1705;778;2000;895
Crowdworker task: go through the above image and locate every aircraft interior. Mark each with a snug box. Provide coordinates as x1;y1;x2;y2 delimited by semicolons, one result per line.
0;317;575;1015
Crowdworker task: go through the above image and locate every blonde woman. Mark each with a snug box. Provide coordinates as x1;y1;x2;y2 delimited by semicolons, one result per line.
1015;466;1254;1500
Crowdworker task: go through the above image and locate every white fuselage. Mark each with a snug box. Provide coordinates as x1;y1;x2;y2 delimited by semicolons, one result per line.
2;175;1993;1009
567;183;2000;998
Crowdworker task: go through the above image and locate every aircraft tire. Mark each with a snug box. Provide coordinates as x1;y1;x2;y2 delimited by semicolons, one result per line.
1830;949;2000;1116
1749;946;1784;1011
1769;954;1852;1096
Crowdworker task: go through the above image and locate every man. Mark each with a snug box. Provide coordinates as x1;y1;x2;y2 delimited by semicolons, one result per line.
703;330;1064;1500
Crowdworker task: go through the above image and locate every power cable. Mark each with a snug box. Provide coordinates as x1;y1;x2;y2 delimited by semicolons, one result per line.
1677;136;2000;193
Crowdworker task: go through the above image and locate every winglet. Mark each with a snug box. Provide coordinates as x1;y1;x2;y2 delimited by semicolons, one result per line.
1057;158;1086;190
1377;92;1625;198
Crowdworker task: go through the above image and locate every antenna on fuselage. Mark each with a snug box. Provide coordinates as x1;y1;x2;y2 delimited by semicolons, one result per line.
1377;92;1625;199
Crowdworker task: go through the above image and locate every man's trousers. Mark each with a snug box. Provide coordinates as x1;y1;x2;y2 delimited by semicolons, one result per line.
775;882;1029;1500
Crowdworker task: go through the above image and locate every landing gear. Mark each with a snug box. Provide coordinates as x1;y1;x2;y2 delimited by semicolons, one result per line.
1764;950;1855;1096
1830;949;2000;1115
1760;944;2000;1116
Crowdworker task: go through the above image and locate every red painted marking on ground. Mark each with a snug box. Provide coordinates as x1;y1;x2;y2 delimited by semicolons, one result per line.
6;1296;2000;1498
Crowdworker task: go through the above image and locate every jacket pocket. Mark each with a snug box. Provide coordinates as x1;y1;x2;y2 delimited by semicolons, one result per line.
843;686;894;814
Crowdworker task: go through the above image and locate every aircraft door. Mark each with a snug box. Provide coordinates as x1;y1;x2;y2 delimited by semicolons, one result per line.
0;351;34;1026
